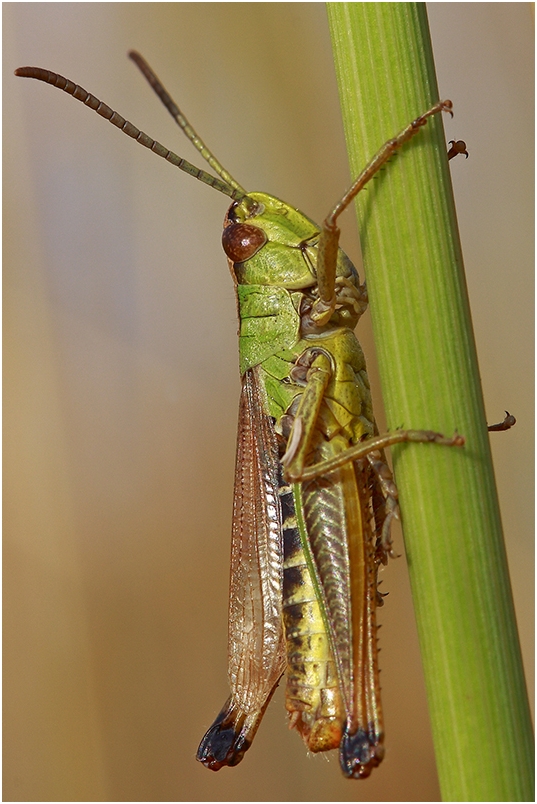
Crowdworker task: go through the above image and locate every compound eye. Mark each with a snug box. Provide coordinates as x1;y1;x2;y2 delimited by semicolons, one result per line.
222;223;267;262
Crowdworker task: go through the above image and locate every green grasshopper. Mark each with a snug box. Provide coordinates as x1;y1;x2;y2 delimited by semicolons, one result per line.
16;54;468;778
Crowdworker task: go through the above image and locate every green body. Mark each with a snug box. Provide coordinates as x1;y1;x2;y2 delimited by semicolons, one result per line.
217;190;387;775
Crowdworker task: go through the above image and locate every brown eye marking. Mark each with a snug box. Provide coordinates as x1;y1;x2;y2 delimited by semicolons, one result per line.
222;223;267;262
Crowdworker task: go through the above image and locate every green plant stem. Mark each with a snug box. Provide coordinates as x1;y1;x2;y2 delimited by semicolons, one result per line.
326;3;533;800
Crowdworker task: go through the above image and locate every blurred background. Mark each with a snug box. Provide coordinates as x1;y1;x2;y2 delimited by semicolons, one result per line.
4;3;533;801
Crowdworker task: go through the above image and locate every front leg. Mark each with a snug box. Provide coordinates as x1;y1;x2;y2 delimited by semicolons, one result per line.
311;100;454;326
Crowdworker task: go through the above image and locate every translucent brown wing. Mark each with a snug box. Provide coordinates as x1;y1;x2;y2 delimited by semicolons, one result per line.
197;367;286;770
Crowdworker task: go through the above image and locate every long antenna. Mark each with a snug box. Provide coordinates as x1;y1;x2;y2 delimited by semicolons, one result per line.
15;64;247;203
129;51;247;196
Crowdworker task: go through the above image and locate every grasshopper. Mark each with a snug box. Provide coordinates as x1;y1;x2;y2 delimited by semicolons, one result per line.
16;54;472;778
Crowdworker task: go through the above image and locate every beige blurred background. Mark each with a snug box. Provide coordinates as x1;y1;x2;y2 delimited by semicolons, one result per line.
4;3;533;801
